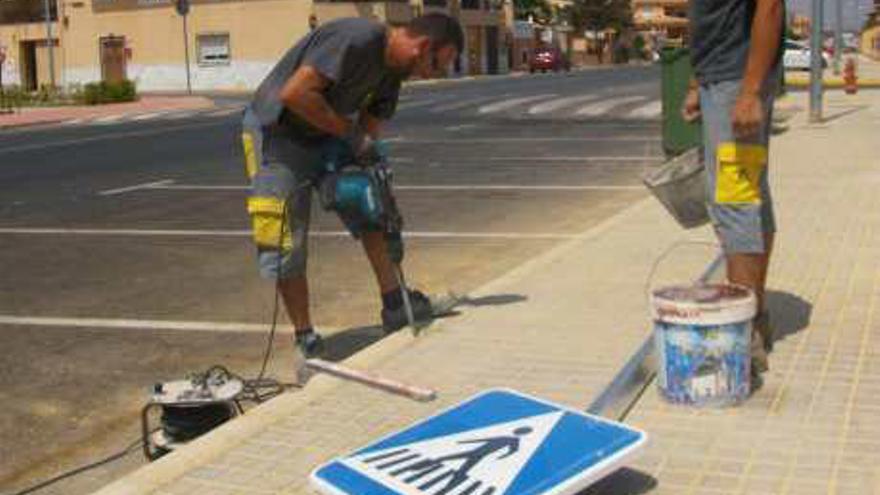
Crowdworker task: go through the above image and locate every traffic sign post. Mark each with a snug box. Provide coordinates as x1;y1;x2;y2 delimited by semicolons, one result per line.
311;389;648;495
176;0;192;95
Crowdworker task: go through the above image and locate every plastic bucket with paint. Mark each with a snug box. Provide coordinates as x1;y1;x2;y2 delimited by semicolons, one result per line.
651;283;756;406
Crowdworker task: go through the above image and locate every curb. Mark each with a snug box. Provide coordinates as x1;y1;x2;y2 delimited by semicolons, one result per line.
0;118;68;131
93;192;661;495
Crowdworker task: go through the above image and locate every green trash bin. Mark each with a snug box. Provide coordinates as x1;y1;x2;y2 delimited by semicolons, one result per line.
661;47;702;158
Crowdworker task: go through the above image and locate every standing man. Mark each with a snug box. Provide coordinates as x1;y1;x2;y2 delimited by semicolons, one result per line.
682;0;785;375
241;14;463;357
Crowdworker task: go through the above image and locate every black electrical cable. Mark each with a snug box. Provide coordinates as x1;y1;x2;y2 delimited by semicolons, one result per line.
8;436;147;495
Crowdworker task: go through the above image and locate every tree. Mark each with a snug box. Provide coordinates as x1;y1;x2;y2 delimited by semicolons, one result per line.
566;0;633;63
513;0;553;24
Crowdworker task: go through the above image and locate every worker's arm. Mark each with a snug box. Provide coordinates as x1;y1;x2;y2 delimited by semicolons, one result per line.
682;76;701;123
732;0;784;138
278;65;352;138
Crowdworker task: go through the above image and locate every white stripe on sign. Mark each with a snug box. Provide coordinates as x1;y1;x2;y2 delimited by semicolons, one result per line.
0;228;588;240
625;100;662;119
98;179;175;196
575;96;648;117
478;94;557;114
527;94;602;115
0;315;304;333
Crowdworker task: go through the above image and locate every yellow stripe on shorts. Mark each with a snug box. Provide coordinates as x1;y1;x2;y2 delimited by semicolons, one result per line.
715;142;767;205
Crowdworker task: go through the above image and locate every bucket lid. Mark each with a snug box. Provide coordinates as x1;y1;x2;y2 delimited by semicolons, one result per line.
651;283;757;325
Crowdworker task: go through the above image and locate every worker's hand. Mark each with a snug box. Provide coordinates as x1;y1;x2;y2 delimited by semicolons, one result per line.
731;91;764;140
681;86;702;123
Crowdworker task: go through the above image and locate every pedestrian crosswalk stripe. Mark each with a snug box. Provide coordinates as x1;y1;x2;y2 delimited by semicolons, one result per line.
527;94;602;115
575;96;647;117
429;95;505;114
625;99;662;119
477;94;557;114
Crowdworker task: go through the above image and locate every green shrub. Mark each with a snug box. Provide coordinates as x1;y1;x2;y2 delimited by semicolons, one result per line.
77;80;138;105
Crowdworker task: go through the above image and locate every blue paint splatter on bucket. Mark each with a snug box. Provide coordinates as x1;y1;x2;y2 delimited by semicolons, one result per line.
652;284;756;407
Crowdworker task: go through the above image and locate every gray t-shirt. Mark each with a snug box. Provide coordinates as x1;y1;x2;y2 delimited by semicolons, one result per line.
689;0;783;84
250;18;401;138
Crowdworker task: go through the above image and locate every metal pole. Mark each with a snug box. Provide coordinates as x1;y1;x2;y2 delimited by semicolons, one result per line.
43;0;56;87
833;0;843;74
809;0;824;123
182;13;192;94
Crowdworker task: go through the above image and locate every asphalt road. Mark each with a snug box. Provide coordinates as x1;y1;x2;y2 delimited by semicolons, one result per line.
0;65;663;494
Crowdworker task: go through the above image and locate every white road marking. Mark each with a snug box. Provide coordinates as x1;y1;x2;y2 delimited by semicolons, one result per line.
61;118;87;126
444;124;478;132
477;94;558;114
625;100;662;119
0;227;589;240
92;114;124;124
397;98;447;111
575;96;648;117
527;94;602;115
97;179;175;196
0;315;282;333
205;107;244;117
430;95;504;113
130;112;163;122
485;156;659;162
391;136;659;144
148;183;642;192
163;111;198;120
0;121;225;155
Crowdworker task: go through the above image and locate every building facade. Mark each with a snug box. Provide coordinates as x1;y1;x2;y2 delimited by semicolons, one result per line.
632;0;688;47
0;0;507;92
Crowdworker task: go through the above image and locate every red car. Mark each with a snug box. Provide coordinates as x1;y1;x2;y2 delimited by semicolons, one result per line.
530;47;570;73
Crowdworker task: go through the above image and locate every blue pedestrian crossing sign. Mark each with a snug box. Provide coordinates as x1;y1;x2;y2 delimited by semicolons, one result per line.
311;388;647;495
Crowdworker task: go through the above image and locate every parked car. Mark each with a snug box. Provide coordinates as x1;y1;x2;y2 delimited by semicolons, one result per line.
783;40;829;71
530;47;570;73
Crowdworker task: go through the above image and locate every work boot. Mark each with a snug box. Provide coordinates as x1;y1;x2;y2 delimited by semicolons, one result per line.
754;311;774;353
295;330;325;358
382;289;433;333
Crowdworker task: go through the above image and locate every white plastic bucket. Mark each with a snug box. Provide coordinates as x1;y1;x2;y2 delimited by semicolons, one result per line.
651;283;757;406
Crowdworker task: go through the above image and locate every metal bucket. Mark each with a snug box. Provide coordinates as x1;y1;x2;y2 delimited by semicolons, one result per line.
642;148;710;229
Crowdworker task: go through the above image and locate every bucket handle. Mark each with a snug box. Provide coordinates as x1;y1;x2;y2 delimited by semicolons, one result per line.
644;240;722;305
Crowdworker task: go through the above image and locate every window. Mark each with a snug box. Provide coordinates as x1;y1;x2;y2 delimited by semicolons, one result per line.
197;33;230;66
460;0;480;9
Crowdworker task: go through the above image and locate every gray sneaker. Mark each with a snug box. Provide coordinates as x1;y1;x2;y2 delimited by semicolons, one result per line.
382;290;433;333
295;330;325;358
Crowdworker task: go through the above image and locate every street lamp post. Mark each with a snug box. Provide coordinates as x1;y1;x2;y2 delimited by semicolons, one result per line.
833;0;843;74
43;0;56;88
175;0;192;94
809;0;824;123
